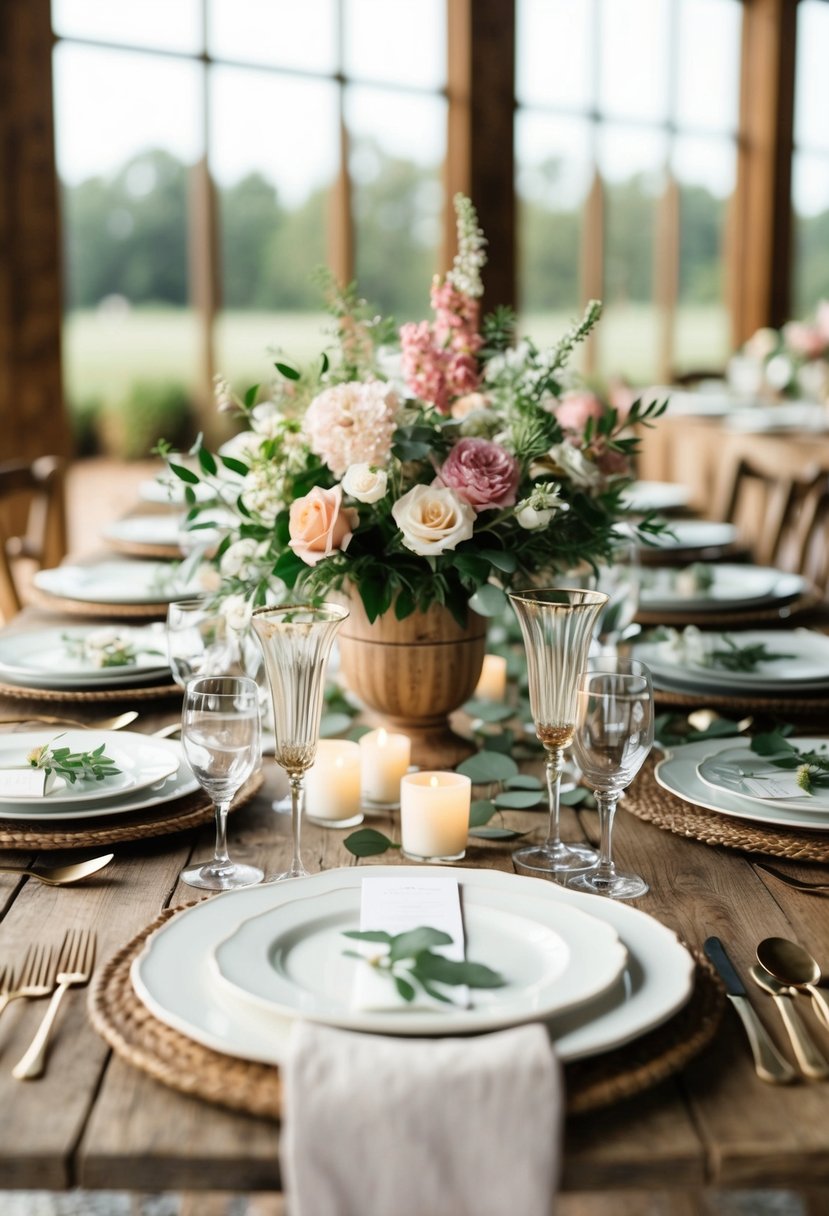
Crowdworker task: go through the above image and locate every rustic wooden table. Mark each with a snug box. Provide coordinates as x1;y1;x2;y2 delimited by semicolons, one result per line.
1;620;829;1207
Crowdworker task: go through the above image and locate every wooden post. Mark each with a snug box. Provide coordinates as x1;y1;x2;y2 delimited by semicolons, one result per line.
580;171;605;378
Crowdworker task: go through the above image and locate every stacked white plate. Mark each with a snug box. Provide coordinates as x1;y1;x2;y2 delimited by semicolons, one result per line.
0;729;196;822
638;564;807;616
132;865;696;1064
637;520;738;556
635;628;829;697
0;625;172;692
33;560;204;607
620;480;691;515
102;510;235;554
655;737;829;832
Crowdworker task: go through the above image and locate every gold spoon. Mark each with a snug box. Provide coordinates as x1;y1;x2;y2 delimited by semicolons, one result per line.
0;854;114;886
0;711;138;732
757;937;829;1031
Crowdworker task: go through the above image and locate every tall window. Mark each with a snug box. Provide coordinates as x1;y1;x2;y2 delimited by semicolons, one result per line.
792;0;829;319
51;0;446;438
515;0;741;383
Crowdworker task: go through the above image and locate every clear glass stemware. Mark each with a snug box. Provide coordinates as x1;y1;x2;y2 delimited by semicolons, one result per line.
509;587;608;879
570;657;655;900
166;596;243;690
179;674;263;891
251;603;348;881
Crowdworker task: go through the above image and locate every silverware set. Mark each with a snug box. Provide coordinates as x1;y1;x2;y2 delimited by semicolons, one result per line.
705;934;829;1084
0;929;96;1080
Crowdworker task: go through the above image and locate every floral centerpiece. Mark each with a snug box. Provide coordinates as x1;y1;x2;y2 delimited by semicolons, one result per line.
740;300;829;401
165;195;664;635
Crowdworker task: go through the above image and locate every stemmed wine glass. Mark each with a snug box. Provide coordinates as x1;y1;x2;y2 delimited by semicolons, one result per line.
166;597;239;690
569;657;654;900
179;674;263;891
251;603;348;881
509;588;608;879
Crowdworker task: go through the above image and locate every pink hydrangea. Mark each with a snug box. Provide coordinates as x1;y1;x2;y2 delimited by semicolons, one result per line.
303;382;398;478
438;437;520;511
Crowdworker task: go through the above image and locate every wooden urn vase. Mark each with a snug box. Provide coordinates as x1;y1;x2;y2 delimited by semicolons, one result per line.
336;594;487;769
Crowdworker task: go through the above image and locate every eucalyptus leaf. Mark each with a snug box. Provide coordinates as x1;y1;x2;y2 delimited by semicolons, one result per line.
168;461;200;485
411;953;505;989
494;789;544;809
394;975;417;1003
751;730;796;758
468;826;530;840
343;930;393;944
468;584;509;618
469;799;496;827
319;712;354;738
463;700;514;723
560;787;592;806
455;751;519;783
343;828;400;857
506;774;542;790
389;927;453;962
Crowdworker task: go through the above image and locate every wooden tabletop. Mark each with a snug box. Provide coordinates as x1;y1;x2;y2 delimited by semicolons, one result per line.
1;619;829;1202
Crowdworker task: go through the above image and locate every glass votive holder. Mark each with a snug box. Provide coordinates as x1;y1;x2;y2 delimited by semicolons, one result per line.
305;740;364;829
359;728;411;809
400;771;471;863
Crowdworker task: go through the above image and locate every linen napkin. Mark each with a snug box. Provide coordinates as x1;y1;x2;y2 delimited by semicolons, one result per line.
281;1019;562;1216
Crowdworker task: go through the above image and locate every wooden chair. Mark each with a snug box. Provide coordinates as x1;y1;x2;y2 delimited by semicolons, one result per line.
0;456;67;620
792;475;829;596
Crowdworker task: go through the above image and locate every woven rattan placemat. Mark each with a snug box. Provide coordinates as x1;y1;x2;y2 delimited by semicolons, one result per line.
636;586;823;630
0;679;180;704
0;771;262;850
629;762;829;863
653;684;829;721
30;587;172;620
88;905;724;1119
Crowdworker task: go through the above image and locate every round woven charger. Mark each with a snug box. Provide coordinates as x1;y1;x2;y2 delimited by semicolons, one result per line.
0;678;180;704
88;905;724;1119
629;762;829;863
653;684;829;721
636;586;823;630
30;587;171;620
0;771;262;850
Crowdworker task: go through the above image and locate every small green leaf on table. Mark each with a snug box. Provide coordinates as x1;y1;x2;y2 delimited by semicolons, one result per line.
343;828;401;858
456;751;519;783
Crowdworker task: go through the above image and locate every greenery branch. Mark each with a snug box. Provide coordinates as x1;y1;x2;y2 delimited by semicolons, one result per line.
26;736;121;784
343;926;505;1004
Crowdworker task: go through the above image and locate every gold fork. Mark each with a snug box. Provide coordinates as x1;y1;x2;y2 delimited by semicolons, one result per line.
12;929;96;1080
0;944;57;1018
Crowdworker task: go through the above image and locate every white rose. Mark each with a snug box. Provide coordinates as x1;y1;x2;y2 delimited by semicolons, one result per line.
391;484;475;556
250;401;283;438
341;463;388;504
219;430;264;464
220;537;267;580
533;443;603;490
221;593;253;633
516;505;554;530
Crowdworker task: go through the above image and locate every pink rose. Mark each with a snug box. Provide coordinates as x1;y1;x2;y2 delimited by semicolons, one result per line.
783;321;826;361
553;390;604;433
438;437;520;511
816;300;829;343
288;485;358;567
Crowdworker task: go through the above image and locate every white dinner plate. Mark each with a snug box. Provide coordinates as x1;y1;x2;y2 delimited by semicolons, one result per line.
635;629;829;694
211;881;628;1036
132;865;696;1064
640;521;737;552
33;560;203;606
620;480;691;515
0;625;170;689
655;738;829;831
639;565;806;613
0;745;197;821
0;730;180;806
696;740;829;813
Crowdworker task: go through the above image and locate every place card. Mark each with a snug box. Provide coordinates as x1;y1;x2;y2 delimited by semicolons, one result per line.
1;768;57;797
352;874;469;1011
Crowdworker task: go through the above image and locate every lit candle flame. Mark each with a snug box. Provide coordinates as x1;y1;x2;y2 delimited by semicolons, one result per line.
429;775;439;788
377;728;388;747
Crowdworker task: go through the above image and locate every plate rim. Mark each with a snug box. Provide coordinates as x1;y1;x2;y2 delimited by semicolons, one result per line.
695;739;829;814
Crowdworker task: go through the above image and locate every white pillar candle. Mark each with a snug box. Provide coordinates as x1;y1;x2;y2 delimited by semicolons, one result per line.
473;654;507;702
400;771;471;862
359;728;411;805
305;740;363;828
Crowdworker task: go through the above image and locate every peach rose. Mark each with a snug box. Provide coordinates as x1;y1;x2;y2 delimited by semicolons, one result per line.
288;485;358;567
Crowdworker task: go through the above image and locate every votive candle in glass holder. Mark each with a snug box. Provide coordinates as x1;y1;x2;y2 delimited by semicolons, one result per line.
304;740;364;829
359;728;411;807
473;653;508;702
400;771;471;863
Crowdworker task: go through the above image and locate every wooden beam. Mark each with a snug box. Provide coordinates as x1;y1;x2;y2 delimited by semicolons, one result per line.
0;0;70;462
189;153;220;434
580;170;604;378
656;174;679;382
445;0;515;311
732;0;797;345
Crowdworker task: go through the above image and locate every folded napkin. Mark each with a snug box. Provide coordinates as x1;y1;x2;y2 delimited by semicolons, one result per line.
281;1020;562;1216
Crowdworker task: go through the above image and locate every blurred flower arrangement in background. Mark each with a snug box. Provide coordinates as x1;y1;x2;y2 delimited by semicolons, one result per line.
736;300;829;402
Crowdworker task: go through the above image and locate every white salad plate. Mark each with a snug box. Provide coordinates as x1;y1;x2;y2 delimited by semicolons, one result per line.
635;629;829;695
132;865;696;1064
211;881;628;1036
0;730;180;806
639;565;806;613
696;740;829;814
640;521;738;552
0;626;170;690
620;480;691;515
33;560;203;606
655;739;829;831
102;514;188;547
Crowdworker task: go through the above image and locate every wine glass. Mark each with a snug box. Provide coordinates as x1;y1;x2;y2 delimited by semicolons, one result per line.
251;603;348;881
569;657;654;900
179;674;263;891
166;597;238;690
508;588;608;879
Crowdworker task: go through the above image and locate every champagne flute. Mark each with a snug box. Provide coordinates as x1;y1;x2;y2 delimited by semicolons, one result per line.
179;674;263;891
251;603;348;881
570;657;654;900
509;588;608;878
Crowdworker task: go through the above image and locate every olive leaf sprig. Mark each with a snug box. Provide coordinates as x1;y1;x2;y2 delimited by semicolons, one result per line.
26;736;121;784
343;926;506;1004
705;635;796;673
750;730;829;794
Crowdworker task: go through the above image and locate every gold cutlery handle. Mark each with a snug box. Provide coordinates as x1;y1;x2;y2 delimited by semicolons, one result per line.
728;994;797;1084
806;984;829;1032
12;981;70;1081
772;994;829;1079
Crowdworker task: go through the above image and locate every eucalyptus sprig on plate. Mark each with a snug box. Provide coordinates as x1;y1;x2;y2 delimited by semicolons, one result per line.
704;635;796;673
343;926;506;1004
26;736;121;784
750;730;829;794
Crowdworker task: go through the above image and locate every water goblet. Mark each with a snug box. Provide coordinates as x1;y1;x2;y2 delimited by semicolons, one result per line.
509;588;608;879
251;603;348;881
166;597;237;690
569;657;654;900
179;674;263;891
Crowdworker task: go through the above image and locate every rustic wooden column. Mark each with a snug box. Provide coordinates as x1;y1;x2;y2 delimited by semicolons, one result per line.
731;0;798;345
445;0;515;313
0;0;70;462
